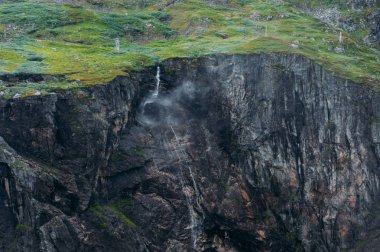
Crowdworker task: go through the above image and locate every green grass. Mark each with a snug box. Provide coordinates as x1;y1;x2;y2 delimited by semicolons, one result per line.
90;199;136;229
0;0;379;96
0;3;67;32
286;0;348;8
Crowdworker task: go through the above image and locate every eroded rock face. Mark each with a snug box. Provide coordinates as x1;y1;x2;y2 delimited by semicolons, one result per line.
0;75;145;251
0;54;379;251
369;9;380;45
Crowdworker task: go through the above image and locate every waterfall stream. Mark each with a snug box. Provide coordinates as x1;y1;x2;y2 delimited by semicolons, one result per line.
169;125;205;250
138;66;161;125
153;66;160;97
138;67;205;250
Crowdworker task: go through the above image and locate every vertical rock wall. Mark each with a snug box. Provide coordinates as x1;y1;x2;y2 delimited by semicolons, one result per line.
0;53;379;251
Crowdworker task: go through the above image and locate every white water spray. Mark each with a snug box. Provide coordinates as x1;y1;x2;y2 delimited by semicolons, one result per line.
138;66;161;125
339;31;343;44
137;66;205;248
153;66;160;97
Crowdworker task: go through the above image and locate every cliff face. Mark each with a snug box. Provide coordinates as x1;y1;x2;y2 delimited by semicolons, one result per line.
0;75;142;251
0;53;380;251
370;9;380;45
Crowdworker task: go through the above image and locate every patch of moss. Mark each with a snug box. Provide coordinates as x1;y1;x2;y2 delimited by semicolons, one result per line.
271;63;288;72
15;223;31;232
131;146;145;157
89;199;136;229
0;48;26;72
0;79;81;99
8;160;28;170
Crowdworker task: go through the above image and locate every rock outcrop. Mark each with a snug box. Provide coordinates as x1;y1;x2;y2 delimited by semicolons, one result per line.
0;53;380;251
369;8;380;45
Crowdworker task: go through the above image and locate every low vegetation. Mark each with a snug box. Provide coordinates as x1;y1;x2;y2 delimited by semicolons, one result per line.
90;198;136;229
0;0;379;97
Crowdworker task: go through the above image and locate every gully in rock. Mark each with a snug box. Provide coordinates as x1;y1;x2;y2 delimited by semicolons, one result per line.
170;125;205;250
137;68;206;250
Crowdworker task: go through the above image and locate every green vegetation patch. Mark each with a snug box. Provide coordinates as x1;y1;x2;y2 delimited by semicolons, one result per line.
0;3;67;33
0;0;378;96
0;48;26;72
15;223;31;232
90;198;136;229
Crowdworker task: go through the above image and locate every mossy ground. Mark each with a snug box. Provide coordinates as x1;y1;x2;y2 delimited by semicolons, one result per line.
0;0;379;97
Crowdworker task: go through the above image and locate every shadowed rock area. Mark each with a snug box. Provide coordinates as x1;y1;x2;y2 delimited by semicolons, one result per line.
0;53;380;251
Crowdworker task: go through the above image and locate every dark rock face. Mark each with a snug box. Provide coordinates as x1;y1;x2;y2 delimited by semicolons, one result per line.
0;54;380;251
0;161;16;250
369;9;380;45
0;75;145;251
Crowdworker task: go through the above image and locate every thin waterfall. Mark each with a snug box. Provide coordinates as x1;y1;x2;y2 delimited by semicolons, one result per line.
139;66;161;124
138;67;205;249
169;125;205;250
153;66;160;97
164;129;197;247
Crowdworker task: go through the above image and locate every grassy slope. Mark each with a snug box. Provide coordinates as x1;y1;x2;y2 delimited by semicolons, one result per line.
286;0;380;45
0;0;379;98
